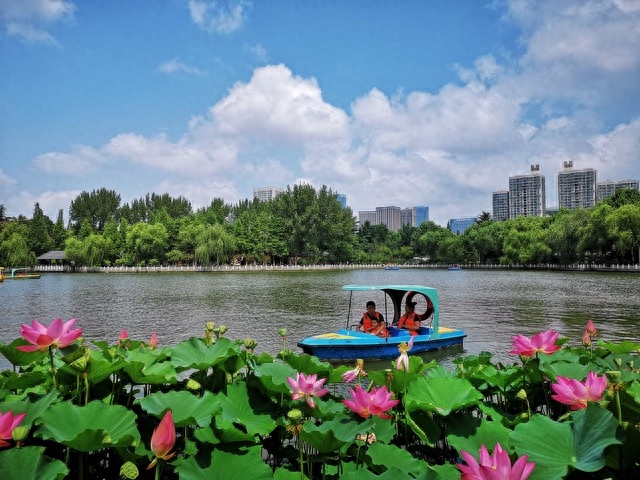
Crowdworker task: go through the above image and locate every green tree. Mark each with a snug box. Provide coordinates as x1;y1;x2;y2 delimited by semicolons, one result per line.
577;203;613;263
84;234;110;267
606;204;640;263
69;188;121;233
126;222;169;264
64;237;86;267
0;233;36;267
546;209;590;265
28;203;53;256
603;188;640;208
51;209;67;250
194;224;235;266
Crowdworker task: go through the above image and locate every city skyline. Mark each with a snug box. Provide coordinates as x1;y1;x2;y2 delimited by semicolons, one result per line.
1;1;639;226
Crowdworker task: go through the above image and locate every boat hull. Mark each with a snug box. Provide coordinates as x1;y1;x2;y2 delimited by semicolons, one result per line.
297;327;465;362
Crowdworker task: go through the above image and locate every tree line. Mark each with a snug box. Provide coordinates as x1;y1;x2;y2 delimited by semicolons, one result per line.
1;186;639;269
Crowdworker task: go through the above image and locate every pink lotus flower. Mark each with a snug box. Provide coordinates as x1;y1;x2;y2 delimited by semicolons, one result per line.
342;359;367;383
287;373;329;408
0;411;26;447
118;329;129;348
551;371;608;410
510;330;561;358
458;442;535;480
585;320;596;337
17;318;83;352
149;332;159;350
147;410;176;469
395;336;415;371
342;384;400;419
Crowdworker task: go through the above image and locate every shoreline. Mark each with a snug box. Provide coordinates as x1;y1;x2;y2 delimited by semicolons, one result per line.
32;262;640;274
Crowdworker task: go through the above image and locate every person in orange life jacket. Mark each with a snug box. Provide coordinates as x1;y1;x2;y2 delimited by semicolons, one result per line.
357;301;384;332
369;317;390;338
393;301;421;336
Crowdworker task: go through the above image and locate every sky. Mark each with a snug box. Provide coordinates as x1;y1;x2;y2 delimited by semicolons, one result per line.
1;0;639;227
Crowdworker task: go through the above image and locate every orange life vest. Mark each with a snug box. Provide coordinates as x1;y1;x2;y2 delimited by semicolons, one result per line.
361;311;382;332
397;312;420;336
371;323;390;338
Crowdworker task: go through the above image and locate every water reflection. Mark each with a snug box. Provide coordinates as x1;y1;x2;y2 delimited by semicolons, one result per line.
1;269;638;370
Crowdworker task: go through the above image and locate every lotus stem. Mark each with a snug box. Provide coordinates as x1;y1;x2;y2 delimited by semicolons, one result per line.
48;345;57;390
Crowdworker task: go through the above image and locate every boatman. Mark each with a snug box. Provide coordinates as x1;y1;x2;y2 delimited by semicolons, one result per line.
357;301;384;333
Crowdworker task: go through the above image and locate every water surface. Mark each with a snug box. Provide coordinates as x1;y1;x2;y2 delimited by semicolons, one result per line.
1;268;638;369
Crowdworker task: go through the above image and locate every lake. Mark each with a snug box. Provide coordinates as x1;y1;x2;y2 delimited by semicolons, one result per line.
1;268;638;370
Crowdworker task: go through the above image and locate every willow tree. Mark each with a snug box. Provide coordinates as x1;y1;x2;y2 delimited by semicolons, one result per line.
194;224;235;266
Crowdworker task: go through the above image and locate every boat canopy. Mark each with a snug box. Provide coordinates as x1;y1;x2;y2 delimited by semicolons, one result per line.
342;284;440;335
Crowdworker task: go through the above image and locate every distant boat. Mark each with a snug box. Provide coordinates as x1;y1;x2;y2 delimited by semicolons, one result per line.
448;264;462;271
2;267;41;280
383;265;400;271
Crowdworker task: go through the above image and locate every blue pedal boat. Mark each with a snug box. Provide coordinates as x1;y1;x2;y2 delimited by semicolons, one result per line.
297;285;466;362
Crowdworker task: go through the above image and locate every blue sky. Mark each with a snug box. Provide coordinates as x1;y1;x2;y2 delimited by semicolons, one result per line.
1;0;639;226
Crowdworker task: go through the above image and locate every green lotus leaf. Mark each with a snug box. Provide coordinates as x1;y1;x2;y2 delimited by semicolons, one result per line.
171;337;241;371
35;400;140;452
571;403;623;471
218;382;276;436
299;414;364;454
273;467;308;479
194;425;220;445
123;348;177;384
339;465;441;479
137;390;220;427
173;445;273;479
447;417;512;459
0;391;59;426
598;340;640;354
405;376;483;416
405;409;441;446
0;339;48;367
538;354;591;382
86;349;126;383
0;369;49;391
252;361;297;394
467;364;521;391
625;380;640;405
0;446;68;480
510;405;622;479
281;353;332;378
367;442;428;475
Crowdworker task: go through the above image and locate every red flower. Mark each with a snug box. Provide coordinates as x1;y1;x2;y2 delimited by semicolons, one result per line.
551;371;607;410
342;384;399;419
458;442;535;480
510;330;561;358
17;318;82;352
0;411;26;447
147;410;176;469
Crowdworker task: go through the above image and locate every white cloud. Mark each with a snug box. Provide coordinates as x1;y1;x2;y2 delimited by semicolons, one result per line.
157;59;204;75
0;168;17;187
188;0;248;34
1;0;74;45
246;43;268;62
33;145;104;175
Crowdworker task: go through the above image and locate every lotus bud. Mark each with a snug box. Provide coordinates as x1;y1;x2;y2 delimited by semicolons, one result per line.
278;327;287;338
12;425;29;442
118;329;130;348
287;409;303;423
205;322;216;332
243;338;258;351
516;389;527;400
585;319;596;336
148;332;158;350
582;330;591;346
186;379;201;391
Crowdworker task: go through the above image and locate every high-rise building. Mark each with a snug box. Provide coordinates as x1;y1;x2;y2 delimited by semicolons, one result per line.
557;161;597;210
253;187;283;202
449;217;477;235
492;191;510;221
335;193;347;208
597;179;640;201
509;165;546;218
414;206;429;226
401;208;413;227
358;210;377;226
376;206;401;231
